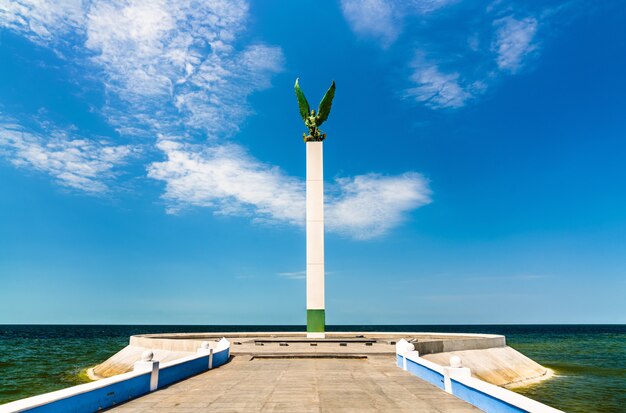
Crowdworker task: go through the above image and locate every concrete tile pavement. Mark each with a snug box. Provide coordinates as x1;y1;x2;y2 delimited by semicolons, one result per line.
106;355;481;412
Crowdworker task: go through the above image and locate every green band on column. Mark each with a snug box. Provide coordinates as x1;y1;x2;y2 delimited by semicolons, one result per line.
307;309;325;332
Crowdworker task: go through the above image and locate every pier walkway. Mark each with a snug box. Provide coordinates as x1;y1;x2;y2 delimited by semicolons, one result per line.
106;354;480;412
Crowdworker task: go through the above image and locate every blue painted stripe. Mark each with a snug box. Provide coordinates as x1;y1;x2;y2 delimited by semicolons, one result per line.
24;372;151;413
451;379;529;413
157;348;229;389
405;358;445;390
14;346;232;412
158;355;209;388
212;348;230;368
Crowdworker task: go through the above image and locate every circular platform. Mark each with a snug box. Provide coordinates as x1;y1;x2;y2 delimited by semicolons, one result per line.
127;331;506;356
92;331;549;388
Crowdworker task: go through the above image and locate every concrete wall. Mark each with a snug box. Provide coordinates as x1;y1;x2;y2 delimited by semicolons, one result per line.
94;335;227;377
94;332;506;376
422;347;550;388
412;335;506;355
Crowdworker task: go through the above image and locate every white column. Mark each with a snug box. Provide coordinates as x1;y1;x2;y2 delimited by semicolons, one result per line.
306;141;325;338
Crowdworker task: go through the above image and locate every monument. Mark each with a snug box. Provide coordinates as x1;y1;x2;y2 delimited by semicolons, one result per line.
2;79;560;413
294;78;336;338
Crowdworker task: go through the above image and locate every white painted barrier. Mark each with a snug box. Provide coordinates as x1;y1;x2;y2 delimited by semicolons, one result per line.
395;339;563;413
0;338;231;413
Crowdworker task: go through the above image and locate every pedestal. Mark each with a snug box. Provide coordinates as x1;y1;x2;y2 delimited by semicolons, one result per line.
306;141;325;338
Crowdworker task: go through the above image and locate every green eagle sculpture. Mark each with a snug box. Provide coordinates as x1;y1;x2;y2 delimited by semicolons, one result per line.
294;78;336;142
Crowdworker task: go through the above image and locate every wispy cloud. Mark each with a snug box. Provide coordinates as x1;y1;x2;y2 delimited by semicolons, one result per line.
278;270;338;280
173;44;284;137
340;0;457;46
327;173;432;239
0;1;284;138
0;0;86;45
405;54;486;109
402;12;540;109
340;1;545;110
277;270;306;280
0;1;285;175
84;0;283;138
492;15;539;73
148;140;431;238
0;119;134;193
147;139;305;223
340;0;399;46
0;0;431;239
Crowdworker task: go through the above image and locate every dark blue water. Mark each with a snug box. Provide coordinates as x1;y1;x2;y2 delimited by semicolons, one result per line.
0;325;624;412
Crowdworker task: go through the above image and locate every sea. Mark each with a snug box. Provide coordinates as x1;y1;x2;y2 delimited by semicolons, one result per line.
0;324;624;412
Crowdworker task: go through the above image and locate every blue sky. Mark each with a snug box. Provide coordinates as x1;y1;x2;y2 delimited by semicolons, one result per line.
1;0;625;324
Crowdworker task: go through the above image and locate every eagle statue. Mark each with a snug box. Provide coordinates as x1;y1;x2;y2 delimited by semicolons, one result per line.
294;78;336;142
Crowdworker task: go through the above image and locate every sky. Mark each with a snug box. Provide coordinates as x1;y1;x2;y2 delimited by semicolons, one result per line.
0;0;625;325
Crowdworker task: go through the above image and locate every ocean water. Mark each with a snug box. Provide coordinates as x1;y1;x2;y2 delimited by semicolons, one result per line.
0;325;624;412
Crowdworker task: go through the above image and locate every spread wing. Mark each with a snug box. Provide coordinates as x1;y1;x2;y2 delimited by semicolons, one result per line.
294;78;310;122
316;80;335;126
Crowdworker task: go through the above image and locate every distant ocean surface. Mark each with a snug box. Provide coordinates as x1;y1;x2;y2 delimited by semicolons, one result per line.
0;325;624;412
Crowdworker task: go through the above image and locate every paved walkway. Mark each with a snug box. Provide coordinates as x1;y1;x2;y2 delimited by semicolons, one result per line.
107;355;481;412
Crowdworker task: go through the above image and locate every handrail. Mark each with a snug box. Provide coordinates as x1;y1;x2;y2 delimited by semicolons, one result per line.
0;338;231;413
395;338;562;413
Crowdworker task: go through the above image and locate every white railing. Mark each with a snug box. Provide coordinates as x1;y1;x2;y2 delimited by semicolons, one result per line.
395;339;563;413
0;338;230;413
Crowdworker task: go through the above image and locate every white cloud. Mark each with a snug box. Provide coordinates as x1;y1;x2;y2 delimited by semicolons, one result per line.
340;0;456;45
0;120;134;193
492;15;538;73
148;140;432;238
339;1;545;111
403;14;539;110
0;0;86;44
327;173;432;239
84;0;247;102
83;0;282;137
1;1;285;185
277;270;306;280
0;1;283;138
1;0;431;239
174;44;284;137
147;140;305;223
408;0;458;14
340;0;399;46
404;14;538;109
406;55;486;109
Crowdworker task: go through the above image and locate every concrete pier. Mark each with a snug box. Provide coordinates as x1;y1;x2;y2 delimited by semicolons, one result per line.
106;354;481;413
92;332;508;378
90;332;551;412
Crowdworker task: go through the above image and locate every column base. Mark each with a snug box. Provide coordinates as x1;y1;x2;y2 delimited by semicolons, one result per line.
306;309;325;333
307;332;326;339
